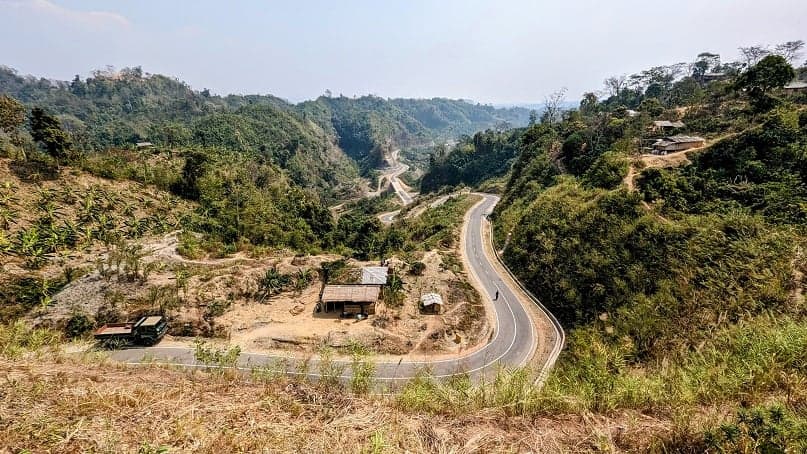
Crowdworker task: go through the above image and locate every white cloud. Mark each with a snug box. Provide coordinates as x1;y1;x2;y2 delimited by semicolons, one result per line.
1;0;130;28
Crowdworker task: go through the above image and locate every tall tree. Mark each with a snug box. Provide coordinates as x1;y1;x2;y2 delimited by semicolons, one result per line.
736;55;795;93
0;95;26;133
29;107;72;163
774;40;805;64
739;45;770;67
603;75;627;98
735;55;795;112
541;88;567;126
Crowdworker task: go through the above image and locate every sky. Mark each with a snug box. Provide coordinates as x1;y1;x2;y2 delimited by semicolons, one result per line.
1;0;805;104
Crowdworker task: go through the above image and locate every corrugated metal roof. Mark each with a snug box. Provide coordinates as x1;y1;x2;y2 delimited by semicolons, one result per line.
784;81;807;89
361;267;388;285
321;285;380;303
664;135;704;143
420;293;444;306
653;120;685;128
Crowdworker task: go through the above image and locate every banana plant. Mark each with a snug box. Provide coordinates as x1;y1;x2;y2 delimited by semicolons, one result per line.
0;206;17;230
0;181;19;206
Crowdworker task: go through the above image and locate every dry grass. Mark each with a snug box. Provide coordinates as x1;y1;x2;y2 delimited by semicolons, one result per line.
0;355;683;453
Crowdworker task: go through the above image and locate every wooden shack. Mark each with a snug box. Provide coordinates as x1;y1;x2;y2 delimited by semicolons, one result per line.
419;293;444;314
320;284;380;315
651;120;686;134
652;135;705;155
783;80;807;95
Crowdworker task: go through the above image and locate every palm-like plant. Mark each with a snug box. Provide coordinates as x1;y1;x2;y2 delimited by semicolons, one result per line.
293;268;314;291
0;181;19;206
0;206;16;230
259;267;291;301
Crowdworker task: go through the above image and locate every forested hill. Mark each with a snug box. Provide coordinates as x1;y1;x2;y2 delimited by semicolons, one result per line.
420;42;807;434
298;95;530;170
0;66;530;175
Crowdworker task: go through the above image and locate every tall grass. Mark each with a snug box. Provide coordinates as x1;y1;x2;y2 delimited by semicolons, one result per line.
397;315;807;416
0;321;62;359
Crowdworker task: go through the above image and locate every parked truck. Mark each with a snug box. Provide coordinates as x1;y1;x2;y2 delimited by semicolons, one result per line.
94;315;168;346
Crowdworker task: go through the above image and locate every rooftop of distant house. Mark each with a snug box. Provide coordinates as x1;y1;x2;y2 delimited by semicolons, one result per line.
784;80;807;90
321;285;380;303
653;120;686;128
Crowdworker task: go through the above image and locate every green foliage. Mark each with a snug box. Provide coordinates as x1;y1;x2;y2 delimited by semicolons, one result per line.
704;405;807;453
258;267;293;301
64;312;94;338
420;129;521;192
581;151;628;189
735;55;795;112
0;94;26;132
0;321;62;358
0;274;67;321
639;109;807;225
29;107;72;162
409;261;426;276
193;339;241;369
349;342;376;394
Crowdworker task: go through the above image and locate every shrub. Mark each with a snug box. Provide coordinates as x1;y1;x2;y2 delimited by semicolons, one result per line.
64;313;95;338
409;261;426;276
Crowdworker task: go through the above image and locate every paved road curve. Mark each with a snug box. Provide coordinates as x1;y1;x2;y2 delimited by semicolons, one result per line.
111;194;548;383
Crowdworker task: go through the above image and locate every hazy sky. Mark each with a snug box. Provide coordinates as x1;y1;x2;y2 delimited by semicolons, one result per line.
1;0;805;104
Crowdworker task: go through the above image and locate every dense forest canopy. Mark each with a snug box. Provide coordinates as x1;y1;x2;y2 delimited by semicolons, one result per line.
0;65;530;175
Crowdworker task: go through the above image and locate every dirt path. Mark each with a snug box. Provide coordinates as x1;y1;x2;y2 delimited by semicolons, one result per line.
145;231;254;266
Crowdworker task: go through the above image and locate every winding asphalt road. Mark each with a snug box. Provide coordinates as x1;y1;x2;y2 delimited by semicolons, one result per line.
111;194;559;383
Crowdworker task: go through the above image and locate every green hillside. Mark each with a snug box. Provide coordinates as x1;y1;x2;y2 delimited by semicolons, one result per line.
419;49;807;443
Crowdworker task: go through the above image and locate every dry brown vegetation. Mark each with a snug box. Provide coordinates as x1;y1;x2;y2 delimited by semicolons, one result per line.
1;355;685;453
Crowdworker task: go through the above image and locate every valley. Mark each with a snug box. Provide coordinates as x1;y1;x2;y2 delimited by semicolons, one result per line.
1;22;807;452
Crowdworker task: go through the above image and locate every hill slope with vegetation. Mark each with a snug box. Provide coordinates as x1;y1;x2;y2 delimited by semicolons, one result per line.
419;41;807;447
1;65;530;177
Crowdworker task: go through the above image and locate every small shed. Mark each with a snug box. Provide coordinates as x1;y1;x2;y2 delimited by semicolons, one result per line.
652;135;705;155
703;72;728;82
652;120;686;132
420;293;444;314
320;284;380;315
783;81;807;94
135;141;154;149
361;266;389;285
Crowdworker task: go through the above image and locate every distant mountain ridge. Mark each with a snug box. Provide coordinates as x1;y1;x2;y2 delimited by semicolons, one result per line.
0;66;531;177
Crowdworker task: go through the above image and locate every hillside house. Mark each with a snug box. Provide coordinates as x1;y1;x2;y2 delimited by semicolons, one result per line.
320;284;380;315
651;120;686;134
652;136;705;155
703;72;729;82
783;80;807;95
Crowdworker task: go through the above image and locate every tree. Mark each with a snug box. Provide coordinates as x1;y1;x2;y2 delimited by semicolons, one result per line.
604;75;628;98
29;107;72;163
639;98;664;117
579;92;599;116
171;150;208;200
692;52;721;82
738;45;770;67
736;55;795;93
528;110;538;125
0;95;26;133
735;55;795;112
541;88;567;126
774;40;804;64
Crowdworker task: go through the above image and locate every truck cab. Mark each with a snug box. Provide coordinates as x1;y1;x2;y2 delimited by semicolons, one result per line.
94;315;168;347
132;316;168;346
